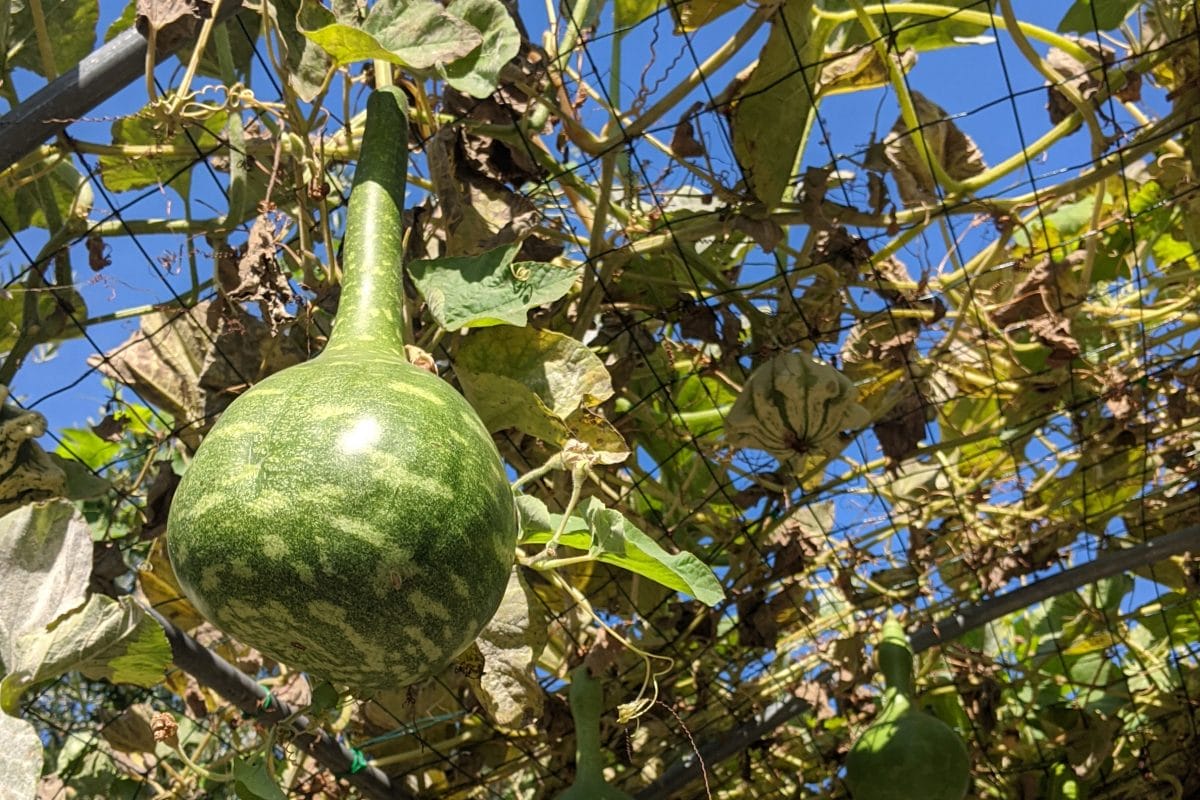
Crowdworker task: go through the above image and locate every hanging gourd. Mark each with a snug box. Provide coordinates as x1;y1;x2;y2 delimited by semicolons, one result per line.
557;667;635;800
845;619;971;800
166;87;519;691
724;352;868;463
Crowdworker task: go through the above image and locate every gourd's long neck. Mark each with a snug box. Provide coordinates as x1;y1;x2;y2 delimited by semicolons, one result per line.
878;618;915;697
326;86;410;357
570;668;605;781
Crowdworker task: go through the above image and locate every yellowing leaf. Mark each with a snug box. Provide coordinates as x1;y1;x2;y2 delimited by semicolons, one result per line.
1;595;170;714
456;326;614;439
469;567;547;730
137;537;206;632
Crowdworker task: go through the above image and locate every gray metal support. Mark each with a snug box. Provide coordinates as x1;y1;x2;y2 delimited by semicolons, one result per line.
0;2;243;170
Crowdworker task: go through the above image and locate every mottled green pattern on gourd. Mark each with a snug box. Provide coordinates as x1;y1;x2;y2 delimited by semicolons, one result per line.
166;86;519;690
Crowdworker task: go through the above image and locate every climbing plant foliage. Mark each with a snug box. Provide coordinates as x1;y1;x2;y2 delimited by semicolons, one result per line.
1;0;1199;798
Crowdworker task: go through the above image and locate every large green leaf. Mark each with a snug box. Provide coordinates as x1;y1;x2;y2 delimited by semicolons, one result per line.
0;501;92;674
731;0;818;206
1057;0;1139;33
273;0;334;102
409;243;577;329
298;0;481;69
439;0;521;97
0;594;170;713
233;756;288;800
7;0;97;78
518;495;725;606
830;0;997;51
101;110;229;200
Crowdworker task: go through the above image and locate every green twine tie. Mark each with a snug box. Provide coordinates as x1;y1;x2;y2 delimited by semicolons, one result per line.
346;748;368;775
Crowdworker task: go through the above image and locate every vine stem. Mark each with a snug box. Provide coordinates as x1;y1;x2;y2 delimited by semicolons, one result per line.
147;608;409;800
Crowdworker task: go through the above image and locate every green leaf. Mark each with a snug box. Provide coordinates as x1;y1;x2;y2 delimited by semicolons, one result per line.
456;326;613;439
0;158;85;243
101;110;229;200
0;711;43;799
0;501;92;674
439;0;522;98
233;756;288;800
7;0;97;79
515;494;555;535
273;0;333;102
409;243;577;329
0;594;170;713
49;454;111;501
299;0;482;69
731;0;817;205
1057;0;1139;33
56;427;122;472
522;498;725;606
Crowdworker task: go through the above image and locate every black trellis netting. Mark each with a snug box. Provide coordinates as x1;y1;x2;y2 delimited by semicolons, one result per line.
4;1;1200;799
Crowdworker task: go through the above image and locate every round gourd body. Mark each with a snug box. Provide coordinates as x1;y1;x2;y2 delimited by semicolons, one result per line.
166;348;518;690
724;352;868;461
845;694;971;800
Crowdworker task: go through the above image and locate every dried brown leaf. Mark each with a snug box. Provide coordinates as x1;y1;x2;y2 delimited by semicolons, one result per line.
884;92;987;206
219;215;295;333
136;0;208;53
671;103;706;158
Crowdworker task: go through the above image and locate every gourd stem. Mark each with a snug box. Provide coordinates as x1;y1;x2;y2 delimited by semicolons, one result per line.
326;87;410;356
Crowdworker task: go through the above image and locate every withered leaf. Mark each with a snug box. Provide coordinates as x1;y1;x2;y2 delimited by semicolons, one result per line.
873;378;927;464
819;46;915;96
469;567;547;730
884;92;987;206
671;103;706;158
91;300;311;446
91;414;126;442
219;215;295;333
1045;38;1139;127
136;0;208;54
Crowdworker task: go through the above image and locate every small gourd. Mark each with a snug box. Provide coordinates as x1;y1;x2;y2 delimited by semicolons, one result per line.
557;667;634;800
845;620;970;800
166;88;518;691
724;352;868;462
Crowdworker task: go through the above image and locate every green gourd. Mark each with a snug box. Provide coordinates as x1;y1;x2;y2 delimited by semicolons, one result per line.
165;87;519;691
558;667;634;800
845;620;970;800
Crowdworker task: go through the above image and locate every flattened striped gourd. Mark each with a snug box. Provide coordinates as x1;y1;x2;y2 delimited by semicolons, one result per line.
166;87;518;690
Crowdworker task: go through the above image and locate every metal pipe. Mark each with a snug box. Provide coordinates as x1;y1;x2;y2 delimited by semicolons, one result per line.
148;608;412;800
0;1;243;170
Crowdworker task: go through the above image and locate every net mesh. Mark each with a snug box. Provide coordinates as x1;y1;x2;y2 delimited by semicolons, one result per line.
5;1;1200;798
